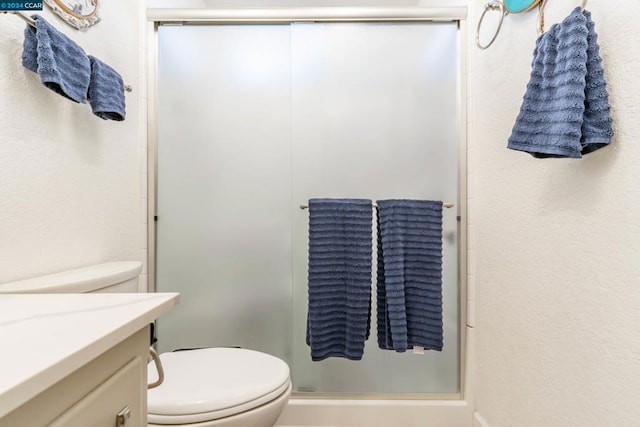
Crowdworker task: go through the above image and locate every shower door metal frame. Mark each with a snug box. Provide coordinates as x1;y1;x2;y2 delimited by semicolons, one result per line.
146;6;469;412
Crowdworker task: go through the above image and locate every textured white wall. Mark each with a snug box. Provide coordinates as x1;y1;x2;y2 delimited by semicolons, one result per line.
0;2;141;282
469;0;640;425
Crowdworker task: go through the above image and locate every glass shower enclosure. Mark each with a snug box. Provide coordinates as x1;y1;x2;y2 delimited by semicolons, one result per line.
153;17;463;395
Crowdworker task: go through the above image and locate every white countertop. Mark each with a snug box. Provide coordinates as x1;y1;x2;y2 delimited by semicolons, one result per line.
0;292;179;418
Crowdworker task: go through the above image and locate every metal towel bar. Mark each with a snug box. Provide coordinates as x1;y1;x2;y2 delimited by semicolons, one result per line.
300;202;454;210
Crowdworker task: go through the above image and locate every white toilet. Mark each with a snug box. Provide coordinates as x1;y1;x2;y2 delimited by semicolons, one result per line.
0;261;291;427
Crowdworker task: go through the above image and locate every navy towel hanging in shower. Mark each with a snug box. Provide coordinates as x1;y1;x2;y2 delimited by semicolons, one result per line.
306;198;373;361
376;199;444;352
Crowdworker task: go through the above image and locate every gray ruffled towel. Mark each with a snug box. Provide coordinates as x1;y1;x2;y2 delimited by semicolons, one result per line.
306;199;373;361
377;200;443;352
87;55;126;121
22;15;91;103
508;7;613;158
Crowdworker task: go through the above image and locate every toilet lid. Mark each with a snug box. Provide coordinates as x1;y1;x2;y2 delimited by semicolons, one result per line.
147;348;290;424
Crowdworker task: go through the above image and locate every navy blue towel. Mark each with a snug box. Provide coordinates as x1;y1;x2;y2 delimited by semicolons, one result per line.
87;55;126;121
508;7;613;158
22;15;91;103
306;198;373;361
376;199;443;352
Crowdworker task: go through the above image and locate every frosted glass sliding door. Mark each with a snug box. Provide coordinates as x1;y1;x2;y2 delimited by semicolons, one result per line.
156;21;460;393
155;25;293;362
290;22;459;393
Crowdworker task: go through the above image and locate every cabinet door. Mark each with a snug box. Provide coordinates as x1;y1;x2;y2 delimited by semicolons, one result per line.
48;357;144;427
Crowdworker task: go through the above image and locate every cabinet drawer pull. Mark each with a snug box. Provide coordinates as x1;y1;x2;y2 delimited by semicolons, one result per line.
148;347;165;389
116;405;131;427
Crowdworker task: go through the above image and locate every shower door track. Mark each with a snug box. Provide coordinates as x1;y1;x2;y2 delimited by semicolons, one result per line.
146;7;470;425
147;7;466;24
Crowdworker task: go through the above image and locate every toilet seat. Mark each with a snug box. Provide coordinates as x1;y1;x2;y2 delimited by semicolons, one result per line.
147;347;291;425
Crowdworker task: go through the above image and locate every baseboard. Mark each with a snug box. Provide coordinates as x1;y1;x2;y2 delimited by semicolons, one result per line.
277;398;472;427
473;411;491;427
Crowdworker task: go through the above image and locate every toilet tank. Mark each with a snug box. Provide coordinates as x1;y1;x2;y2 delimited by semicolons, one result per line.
0;262;143;294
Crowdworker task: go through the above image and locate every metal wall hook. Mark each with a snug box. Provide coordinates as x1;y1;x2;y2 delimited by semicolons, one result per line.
537;0;547;35
538;0;589;35
476;0;507;50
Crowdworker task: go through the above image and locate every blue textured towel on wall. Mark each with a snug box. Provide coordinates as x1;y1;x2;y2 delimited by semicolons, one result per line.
508;7;613;158
376;199;443;352
88;55;126;121
22;15;91;103
306;198;373;361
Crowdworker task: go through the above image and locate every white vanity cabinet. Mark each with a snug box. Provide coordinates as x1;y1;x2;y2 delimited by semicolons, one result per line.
0;294;179;427
1;328;148;427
